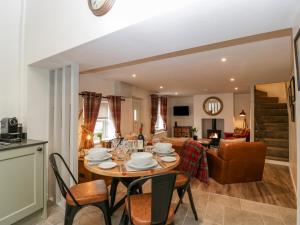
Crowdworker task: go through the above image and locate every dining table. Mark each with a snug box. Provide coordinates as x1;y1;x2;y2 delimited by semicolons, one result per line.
84;149;181;214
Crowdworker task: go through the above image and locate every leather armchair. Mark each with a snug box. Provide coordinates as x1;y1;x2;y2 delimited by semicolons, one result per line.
207;142;267;184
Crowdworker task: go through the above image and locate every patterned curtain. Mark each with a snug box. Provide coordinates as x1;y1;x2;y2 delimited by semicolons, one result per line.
79;92;102;150
150;94;159;134
108;96;122;136
160;96;168;130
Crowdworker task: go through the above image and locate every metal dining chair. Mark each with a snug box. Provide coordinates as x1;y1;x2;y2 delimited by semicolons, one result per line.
121;172;188;225
174;173;198;220
49;153;111;225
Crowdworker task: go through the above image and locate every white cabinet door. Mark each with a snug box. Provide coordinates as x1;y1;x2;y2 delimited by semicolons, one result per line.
0;145;44;225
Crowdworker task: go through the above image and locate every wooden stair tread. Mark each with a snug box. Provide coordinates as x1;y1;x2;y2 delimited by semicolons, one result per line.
255;89;268;96
254;88;289;162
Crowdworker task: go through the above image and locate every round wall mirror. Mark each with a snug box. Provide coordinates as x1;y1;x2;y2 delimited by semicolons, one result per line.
203;97;223;116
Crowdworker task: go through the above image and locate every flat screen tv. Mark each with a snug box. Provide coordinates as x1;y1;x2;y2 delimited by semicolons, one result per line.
173;106;189;116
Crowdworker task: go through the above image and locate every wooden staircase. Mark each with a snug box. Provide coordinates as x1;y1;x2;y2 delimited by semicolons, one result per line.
254;89;289;162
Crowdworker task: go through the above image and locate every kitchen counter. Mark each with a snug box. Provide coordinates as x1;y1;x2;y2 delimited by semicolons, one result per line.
0;139;47;151
0;139;48;225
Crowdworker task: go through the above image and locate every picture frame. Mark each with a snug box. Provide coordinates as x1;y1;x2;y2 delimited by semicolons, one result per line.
294;28;300;91
289;76;296;103
288;85;292;106
290;103;295;122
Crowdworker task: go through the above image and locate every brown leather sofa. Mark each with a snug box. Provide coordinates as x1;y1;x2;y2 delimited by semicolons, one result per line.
207;142;267;184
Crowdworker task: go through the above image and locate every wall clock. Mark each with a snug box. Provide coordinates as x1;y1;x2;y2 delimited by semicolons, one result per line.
88;0;116;16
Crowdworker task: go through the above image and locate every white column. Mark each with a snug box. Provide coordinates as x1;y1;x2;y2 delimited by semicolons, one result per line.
70;64;79;185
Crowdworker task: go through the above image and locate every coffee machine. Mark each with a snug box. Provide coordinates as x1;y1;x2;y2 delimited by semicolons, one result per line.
0;117;23;143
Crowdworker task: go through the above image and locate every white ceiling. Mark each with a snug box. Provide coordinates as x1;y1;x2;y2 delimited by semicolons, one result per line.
83;36;292;95
31;0;298;95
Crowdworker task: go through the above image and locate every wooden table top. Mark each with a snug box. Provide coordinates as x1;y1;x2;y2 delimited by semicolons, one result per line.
84;153;180;178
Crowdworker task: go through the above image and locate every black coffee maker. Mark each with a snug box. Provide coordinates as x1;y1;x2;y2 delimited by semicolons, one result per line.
0;117;22;142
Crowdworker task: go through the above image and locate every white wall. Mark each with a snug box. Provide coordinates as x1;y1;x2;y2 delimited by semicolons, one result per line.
131;86;151;138
288;6;300;224
291;7;300;218
25;67;50;140
193;93;234;138
167;96;194;137
234;93;251;128
0;0;23;119
24;0;196;64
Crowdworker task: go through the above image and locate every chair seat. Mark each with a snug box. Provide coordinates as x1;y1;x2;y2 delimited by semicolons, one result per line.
175;173;189;188
126;193;174;225
66;180;108;206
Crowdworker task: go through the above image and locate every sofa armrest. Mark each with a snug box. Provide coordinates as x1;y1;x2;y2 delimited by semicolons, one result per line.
224;132;234;138
207;149;227;183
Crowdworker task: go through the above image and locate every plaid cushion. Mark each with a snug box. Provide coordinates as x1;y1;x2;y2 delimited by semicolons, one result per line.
179;140;209;183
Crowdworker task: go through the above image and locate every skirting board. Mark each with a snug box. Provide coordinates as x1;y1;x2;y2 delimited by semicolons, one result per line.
265;159;289;166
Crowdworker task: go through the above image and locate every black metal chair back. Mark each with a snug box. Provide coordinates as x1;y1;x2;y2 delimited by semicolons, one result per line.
127;172;182;225
49;153;80;206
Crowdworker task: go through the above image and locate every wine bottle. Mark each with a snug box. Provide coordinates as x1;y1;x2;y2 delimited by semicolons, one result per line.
137;123;145;152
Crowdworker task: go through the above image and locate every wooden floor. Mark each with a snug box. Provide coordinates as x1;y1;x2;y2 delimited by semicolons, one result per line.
192;163;297;209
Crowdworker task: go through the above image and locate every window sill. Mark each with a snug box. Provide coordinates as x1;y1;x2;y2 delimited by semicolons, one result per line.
154;130;167;135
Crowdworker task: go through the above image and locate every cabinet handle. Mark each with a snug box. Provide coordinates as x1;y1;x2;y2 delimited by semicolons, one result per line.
37;147;43;152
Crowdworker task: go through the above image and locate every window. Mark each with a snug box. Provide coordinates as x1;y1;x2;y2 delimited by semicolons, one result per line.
155;99;165;131
94;101;115;142
133;99;142;134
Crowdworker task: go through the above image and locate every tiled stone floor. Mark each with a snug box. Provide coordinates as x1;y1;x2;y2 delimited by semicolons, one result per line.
37;178;296;225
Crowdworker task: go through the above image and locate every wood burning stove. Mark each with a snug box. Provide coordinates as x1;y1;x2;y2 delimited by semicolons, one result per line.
207;119;222;146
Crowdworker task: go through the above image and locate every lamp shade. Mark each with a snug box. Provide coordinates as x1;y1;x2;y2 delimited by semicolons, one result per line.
239;110;246;117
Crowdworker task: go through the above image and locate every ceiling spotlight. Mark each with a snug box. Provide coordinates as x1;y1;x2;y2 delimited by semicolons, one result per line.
175;92;178;95
234;87;239;90
230;78;235;82
160;86;164;89
132;74;136;78
221;57;227;62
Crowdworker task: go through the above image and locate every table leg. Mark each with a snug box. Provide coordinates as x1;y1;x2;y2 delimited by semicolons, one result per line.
110;178;120;213
110;177;145;214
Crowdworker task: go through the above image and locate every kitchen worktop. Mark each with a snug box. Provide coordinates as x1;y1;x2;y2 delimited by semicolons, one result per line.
0;139;47;151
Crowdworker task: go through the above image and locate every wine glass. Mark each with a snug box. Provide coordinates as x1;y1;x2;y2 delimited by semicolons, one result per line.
152;137;160;146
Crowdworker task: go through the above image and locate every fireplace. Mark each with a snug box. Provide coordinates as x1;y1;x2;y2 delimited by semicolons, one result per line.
207;119;222;146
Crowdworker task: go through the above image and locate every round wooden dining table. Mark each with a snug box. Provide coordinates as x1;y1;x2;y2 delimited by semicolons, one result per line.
84;151;181;214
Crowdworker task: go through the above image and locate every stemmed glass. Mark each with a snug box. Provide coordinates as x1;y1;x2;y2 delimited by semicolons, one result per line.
152;137;160;146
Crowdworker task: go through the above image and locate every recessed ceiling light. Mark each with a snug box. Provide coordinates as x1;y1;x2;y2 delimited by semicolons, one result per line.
132;74;136;78
175;92;178;95
230;78;235;82
234;87;239;90
221;57;227;62
160;86;164;89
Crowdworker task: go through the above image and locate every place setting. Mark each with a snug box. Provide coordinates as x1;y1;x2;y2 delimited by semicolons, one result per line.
153;142;177;163
84;147;115;167
126;152;160;171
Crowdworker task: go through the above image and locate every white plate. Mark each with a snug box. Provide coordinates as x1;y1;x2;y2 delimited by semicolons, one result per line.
153;148;175;154
98;161;117;170
88;147;112;154
127;159;158;170
85;153;112;162
161;156;177;163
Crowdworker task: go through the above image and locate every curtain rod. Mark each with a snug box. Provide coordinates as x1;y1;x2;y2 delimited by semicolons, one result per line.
79;92;125;101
